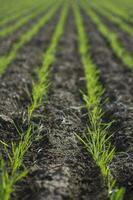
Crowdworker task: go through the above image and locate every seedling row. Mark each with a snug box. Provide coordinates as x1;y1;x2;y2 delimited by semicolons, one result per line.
0;0;133;200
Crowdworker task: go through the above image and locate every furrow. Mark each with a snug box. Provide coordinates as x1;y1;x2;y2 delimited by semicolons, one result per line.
1;1;132;200
0;0;42;26
0;0;53;38
0;0;54;57
0;0;43;28
0;2;68;199
0;0;61;75
0;11;60;200
82;5;133;200
14;8;108;200
93;3;133;26
90;0;133;24
93;10;133;54
80;0;133;71
73;3;125;200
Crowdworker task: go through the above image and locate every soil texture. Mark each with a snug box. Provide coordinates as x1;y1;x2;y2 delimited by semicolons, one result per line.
83;12;133;200
12;13;107;200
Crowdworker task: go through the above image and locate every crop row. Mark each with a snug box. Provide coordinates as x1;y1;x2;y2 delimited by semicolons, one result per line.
109;0;133;14
90;2;133;37
0;0;55;38
73;2;125;200
0;0;132;199
0;0;61;75
0;0;42;26
91;0;133;23
80;0;133;70
0;1;69;200
0;4;37;28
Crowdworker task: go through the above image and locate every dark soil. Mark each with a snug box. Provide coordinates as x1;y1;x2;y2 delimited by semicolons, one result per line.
0;14;59;158
0;3;43;30
1;4;133;200
83;11;133;200
0;7;54;57
94;6;133;27
12;13;108;200
94;9;133;54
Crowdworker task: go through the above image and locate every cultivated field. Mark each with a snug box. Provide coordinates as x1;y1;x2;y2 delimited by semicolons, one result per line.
0;0;133;199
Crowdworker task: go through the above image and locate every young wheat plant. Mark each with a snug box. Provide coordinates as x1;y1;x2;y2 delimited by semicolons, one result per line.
73;2;125;200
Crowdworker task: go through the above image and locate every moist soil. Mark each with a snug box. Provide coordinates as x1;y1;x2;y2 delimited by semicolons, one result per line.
98;7;133;27
0;7;53;57
83;12;133;200
0;6;133;200
11;13;107;200
0;4;43;30
0;13;59;160
94;9;133;54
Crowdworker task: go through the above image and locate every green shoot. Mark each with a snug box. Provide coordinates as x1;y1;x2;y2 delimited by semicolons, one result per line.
0;1;69;199
0;0;53;38
81;0;133;70
0;126;32;200
73;2;125;200
0;0;61;74
90;3;133;37
28;1;69;118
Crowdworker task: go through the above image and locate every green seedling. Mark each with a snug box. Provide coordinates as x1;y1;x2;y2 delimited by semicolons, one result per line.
28;2;69;118
0;0;46;28
0;1;69;199
81;0;133;70
0;0;61;75
0;1;52;38
73;3;125;200
90;2;133;37
0;126;32;200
